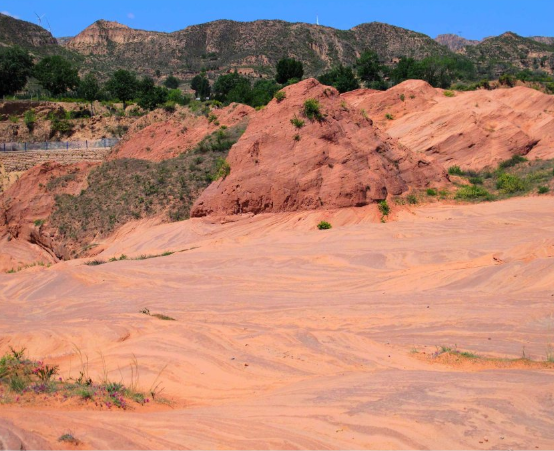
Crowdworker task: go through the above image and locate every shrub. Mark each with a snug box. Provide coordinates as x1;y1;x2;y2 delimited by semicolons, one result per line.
455;185;492;200
317;221;332;230
378;200;390;216
426;188;437;196
538;185;550;194
468;176;483;185
303;98;324;121
498;154;527;169
290;115;305;129
399;93;405;102
24;109;36;131
385;113;394;120
406;194;418;205
274;91;286;102
496;173;528;193
293;134;301;141
448;165;464;175
51;118;73;135
211;158;230;181
163;101;176;112
443;90;455;97
8;115;18;123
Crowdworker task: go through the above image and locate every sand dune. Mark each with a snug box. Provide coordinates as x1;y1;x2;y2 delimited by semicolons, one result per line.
1;196;554;449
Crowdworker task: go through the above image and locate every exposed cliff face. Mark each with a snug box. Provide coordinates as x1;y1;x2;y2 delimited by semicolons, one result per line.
191;79;447;217
435;34;479;52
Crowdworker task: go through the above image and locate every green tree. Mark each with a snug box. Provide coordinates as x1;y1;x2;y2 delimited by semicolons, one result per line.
275;58;304;84
106;70;138;109
318;65;360;93
356;50;384;88
33;55;79;96
78;73;101;115
190;72;211;100
212;72;251;102
250;79;280;107
0;46;34;97
137;76;169;110
163;75;180;89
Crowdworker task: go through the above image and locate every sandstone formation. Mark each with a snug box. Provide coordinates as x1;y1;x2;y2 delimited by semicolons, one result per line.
343;80;554;169
435;33;479;51
192;79;447;217
0;162;95;271
110;103;253;162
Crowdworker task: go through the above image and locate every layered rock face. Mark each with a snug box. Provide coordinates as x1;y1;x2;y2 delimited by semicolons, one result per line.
344;80;554;170
191;79;447;217
435;34;479;51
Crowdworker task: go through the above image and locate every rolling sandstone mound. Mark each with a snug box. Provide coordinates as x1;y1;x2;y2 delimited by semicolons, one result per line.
343;80;554;170
110;103;253;162
192;79;447;217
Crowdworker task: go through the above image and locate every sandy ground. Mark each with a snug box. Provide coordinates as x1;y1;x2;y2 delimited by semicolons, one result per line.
1;197;554;449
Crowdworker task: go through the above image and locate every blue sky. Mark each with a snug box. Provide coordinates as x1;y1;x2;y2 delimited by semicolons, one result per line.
2;0;553;40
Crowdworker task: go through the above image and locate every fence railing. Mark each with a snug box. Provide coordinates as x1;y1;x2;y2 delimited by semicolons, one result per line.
0;138;120;152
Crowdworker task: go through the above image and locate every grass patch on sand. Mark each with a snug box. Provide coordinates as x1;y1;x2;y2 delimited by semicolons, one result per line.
0;347;169;409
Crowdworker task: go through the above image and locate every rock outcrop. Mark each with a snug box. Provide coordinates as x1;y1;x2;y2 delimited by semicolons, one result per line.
344;80;554;170
191;79;447;217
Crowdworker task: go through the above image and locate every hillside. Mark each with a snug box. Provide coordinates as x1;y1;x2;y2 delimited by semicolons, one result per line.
435;33;479;51
462;32;554;75
64;19;453;78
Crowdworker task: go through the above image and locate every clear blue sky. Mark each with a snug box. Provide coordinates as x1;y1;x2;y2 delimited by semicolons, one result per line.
2;0;554;40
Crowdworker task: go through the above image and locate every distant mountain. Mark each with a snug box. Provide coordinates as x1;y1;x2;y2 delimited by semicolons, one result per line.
462;32;554;76
435;34;479;52
2;13;554;81
64;19;453;79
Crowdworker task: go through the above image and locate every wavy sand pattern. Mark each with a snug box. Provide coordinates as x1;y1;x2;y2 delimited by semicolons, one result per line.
1;197;553;449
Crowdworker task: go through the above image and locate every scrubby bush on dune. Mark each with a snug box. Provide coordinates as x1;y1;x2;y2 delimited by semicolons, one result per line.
317;221;332;230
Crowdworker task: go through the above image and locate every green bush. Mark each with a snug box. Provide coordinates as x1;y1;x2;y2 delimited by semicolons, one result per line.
455;185;492;200
496;173;528;193
448;165;464;175
399;93;405;102
210;158;230;181
538;185;550;194
385;113;394;120
498;155;527;170
426;188;437;196
290;115;305;129
468;176;483;185
303;98;324;121
274;91;286;102
378;200;390;216
317;221;332;230
443;90;455;97
406;194;418;205
24;109;36;131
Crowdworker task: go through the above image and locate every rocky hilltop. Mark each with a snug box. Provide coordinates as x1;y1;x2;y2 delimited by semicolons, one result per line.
65;19;451;78
435;34;479;51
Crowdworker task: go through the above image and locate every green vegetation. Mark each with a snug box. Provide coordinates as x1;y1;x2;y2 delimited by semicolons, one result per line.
318;65;360;93
58;433;80;445
406;194;418;205
455;185;493;200
23;109;36;131
290;115;305;129
451;156;554;202
191;72;211;100
385;113;394;120
163;75;180;89
303;98;324;122
355;50;386;89
0;347;166;408
317;221;332;230
274;90;286;102
33;56;80;96
448;165;464;175
275;58;304;84
378;200;390;216
140;308;176;321
443;90;455;97
0;46;34;97
51;126;245;254
426;188;437;196
106;70;138;109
